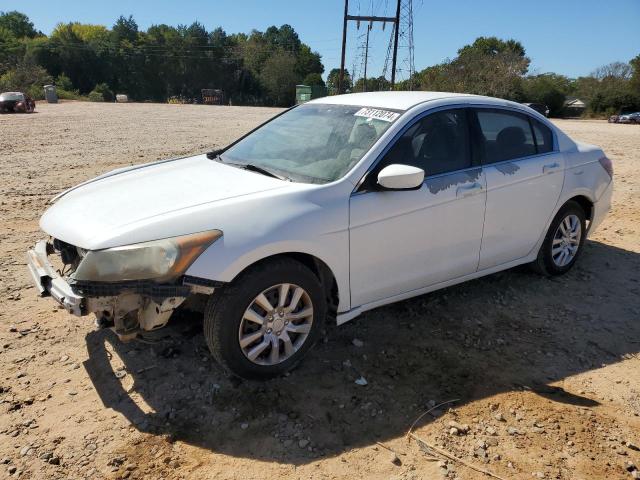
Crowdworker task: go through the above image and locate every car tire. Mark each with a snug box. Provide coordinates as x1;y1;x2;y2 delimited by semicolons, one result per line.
530;200;586;276
203;257;326;379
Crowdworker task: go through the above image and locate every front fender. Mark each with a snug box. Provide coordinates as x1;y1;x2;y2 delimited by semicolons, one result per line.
185;234;351;313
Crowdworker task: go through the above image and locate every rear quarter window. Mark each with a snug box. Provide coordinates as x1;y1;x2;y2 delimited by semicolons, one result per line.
531;119;554;154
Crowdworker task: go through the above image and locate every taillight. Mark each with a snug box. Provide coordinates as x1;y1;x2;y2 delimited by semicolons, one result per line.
598;156;613;178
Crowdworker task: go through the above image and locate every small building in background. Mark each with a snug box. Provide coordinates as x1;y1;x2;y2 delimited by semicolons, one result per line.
295;84;327;105
563;97;587;117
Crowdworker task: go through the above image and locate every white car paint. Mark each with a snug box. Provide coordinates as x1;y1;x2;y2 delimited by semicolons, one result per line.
478;150;566;270
350;166;486;306
34;91;613;327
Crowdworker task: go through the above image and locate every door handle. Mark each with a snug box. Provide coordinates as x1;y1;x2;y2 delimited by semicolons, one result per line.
543;162;560;174
456;182;483;198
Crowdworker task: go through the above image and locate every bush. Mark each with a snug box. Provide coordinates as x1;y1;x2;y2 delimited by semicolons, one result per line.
92;82;114;102
55;73;73;91
87;90;104;102
56;88;84;100
25;84;44;100
0;60;51;93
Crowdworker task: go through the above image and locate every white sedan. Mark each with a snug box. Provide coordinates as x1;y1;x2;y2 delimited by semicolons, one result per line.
27;92;613;379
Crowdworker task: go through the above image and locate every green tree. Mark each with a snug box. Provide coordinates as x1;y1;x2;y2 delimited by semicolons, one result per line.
260;51;298;106
571;59;640;115
457;36;527;64
303;73;325;86
327;68;352;94
0;12;326;106
0;11;38;38
630;54;640;93
0;26;23;73
295;44;323;78
0;60;51;98
522;74;571;116
412;37;530;100
353;75;390;92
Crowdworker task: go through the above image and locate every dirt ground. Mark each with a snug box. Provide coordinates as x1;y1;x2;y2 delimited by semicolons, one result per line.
1;102;639;480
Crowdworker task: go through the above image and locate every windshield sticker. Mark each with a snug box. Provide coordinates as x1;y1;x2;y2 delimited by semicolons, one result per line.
354;107;400;122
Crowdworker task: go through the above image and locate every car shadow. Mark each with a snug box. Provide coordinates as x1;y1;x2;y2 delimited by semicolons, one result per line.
83;239;640;464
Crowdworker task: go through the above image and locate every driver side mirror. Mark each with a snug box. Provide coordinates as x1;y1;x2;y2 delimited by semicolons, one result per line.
377;164;425;190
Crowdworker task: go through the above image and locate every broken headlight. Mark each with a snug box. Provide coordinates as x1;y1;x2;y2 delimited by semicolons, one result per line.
72;230;222;282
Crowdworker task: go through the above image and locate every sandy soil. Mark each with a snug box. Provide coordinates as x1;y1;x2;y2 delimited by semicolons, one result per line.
1;102;639;480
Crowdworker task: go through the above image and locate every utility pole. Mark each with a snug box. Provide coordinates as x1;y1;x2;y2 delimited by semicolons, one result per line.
362;24;371;92
338;0;349;94
338;0;400;94
390;0;401;88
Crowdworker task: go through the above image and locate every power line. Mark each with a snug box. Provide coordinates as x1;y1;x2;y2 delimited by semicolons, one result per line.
339;0;402;93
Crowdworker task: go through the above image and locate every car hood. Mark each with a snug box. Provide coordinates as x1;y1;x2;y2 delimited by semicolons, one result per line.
40;154;290;249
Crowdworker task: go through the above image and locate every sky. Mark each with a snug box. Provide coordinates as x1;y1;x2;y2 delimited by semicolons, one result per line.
3;0;639;81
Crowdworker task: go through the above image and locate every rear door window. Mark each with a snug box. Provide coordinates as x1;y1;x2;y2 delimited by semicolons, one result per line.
474;109;536;163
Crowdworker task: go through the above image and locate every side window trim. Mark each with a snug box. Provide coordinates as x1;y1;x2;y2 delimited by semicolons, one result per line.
354;105;474;193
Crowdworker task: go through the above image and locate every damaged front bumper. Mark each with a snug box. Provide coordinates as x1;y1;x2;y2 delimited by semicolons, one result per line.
27;239;221;339
27;240;85;315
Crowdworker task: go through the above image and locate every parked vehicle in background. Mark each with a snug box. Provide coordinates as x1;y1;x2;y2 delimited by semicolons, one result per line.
0;92;36;113
608;108;638;124
522;102;549;117
618;112;640;124
27;91;613;379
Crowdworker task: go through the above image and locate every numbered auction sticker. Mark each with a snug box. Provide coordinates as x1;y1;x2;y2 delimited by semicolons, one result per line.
354;107;400;122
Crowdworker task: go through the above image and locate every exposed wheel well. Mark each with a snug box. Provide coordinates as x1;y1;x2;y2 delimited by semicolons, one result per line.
568;195;593;223
233;253;339;316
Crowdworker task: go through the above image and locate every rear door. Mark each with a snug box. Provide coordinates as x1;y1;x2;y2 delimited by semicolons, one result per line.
473;108;564;270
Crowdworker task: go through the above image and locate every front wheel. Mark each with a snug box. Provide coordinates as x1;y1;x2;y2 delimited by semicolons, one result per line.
203;258;326;379
530;201;586;276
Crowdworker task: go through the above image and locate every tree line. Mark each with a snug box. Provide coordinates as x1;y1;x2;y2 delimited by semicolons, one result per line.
399;37;640;117
0;11;324;106
325;37;640;117
1;11;639;115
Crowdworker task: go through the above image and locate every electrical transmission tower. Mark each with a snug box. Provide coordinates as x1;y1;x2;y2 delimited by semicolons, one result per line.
383;0;415;88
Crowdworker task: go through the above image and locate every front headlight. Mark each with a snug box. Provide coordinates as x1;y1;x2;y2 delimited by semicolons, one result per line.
72;230;222;282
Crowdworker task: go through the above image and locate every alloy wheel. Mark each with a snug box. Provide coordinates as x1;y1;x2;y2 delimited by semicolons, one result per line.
551;214;582;267
238;283;314;366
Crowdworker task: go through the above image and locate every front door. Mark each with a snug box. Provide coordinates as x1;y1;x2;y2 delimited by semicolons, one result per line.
349;108;486;307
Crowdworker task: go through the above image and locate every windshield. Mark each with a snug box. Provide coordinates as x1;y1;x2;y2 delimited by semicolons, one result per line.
0;92;24;101
222;103;402;183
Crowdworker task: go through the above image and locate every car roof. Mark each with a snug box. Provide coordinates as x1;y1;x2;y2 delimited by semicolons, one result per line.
308;91;501;111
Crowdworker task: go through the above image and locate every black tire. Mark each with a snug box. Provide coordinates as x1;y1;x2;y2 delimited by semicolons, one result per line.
203;258;326;379
530;200;587;276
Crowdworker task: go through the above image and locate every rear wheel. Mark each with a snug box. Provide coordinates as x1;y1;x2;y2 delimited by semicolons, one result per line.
531;201;586;276
203;258;325;379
